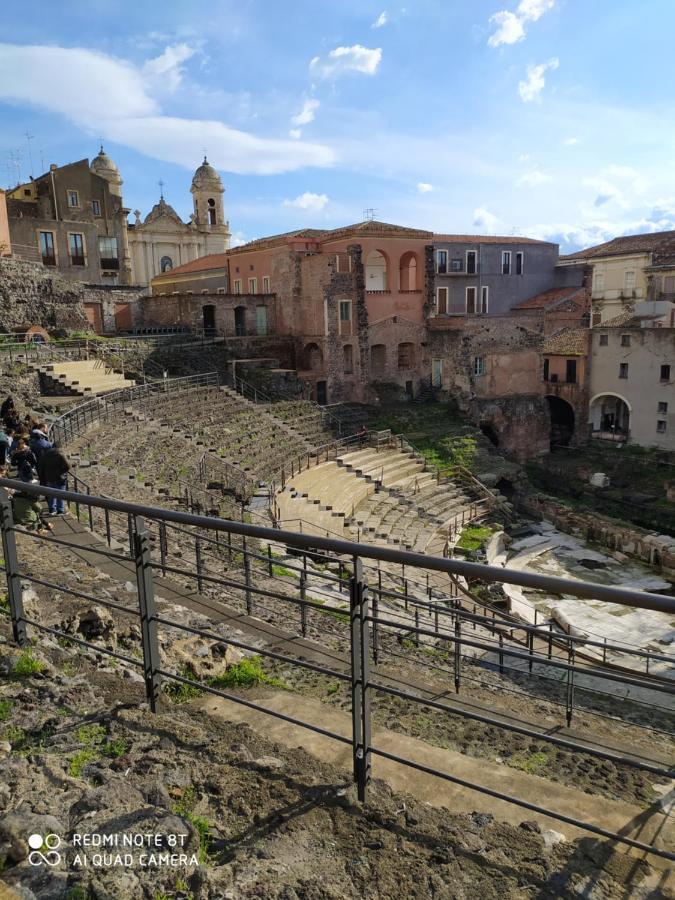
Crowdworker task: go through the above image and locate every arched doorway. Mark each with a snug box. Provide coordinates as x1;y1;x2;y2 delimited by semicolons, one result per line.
365;250;388;291
590;393;630;441
160;256;173;272
303;343;323;371
480;422;500;447
202;304;216;334
399;252;418;290
546;396;575;448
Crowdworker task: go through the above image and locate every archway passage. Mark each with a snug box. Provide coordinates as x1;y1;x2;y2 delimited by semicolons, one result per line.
365;250;388;291
399;251;418;290
590;394;630;441
480;422;500;447
546;395;575;448
203;304;216;334
234;306;246;336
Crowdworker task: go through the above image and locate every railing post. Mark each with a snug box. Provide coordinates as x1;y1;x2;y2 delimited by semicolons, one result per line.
134;515;161;712
243;537;252;615
528;627;534;674
0;491;27;646
454;607;461;693
372;585;379;664
267;543;273;577
350;556;371;801
195;536;204;593
104;507;111;547
566;639;575;728
159;521;167;575
498;632;504;674
299;573;307;637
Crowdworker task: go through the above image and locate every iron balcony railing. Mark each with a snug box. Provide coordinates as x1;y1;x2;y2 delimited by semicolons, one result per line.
0;479;673;861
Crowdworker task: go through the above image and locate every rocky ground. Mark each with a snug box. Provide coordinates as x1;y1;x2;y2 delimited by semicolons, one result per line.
0;530;673;899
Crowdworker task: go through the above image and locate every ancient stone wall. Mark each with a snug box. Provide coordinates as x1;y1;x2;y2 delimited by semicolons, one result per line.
0;257;89;333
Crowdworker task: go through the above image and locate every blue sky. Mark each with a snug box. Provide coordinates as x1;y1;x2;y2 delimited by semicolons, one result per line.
2;0;675;251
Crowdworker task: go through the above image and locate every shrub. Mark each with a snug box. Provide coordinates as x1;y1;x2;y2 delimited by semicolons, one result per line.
12;650;45;677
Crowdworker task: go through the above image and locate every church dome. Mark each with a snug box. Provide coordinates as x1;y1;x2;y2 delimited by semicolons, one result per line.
90;146;122;194
143;196;183;225
191;157;223;192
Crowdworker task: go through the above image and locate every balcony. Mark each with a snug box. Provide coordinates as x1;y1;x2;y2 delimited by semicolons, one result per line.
100;257;120;270
41;254;56;267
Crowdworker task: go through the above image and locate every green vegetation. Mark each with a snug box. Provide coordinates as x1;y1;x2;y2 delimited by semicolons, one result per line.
209;656;285;690
456;524;495;552
68;723;129;777
12;650;45;677
0;699;13;721
163;665;203;703
172;787;212;864
271;563;298;579
508;750;550;775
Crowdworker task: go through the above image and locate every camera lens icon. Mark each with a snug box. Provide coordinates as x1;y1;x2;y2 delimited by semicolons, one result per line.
27;834;61;866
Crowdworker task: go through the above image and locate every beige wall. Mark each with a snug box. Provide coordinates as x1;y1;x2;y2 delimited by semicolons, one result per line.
588;253;649;322
589;327;675;449
0;190;9;256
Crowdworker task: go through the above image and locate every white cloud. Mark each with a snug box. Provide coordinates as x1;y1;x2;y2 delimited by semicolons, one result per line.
582;164;647;210
518;58;559;102
309;45;382;79
473;207;500;231
488;0;555;47
516;169;551;187
372;11;388;28
0;42;336;176
143;43;196;92
229;230;247;248
417;182;434;193
289;128;302;139
564;136;580;146
291;98;320;126
283;192;329;211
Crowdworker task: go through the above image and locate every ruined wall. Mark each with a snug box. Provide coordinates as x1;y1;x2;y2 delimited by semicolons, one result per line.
0;257;89;333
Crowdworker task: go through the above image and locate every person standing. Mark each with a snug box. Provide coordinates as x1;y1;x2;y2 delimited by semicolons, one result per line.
29;424;52;466
37;442;71;516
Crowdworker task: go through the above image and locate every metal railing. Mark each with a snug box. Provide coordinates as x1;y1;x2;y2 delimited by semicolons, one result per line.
1;479;673;861
48;372;220;445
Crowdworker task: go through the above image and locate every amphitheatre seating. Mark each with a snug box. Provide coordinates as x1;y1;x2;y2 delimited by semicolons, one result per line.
336;447;423;487
39;360;135;396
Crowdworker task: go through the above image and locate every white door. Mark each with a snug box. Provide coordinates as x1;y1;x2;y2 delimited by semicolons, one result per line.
432;358;443;388
255;306;268;335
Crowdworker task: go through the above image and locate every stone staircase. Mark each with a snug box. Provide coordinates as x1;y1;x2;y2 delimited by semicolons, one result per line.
38;359;136;397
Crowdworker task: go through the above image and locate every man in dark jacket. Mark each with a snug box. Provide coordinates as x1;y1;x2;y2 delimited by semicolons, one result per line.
38;443;71;515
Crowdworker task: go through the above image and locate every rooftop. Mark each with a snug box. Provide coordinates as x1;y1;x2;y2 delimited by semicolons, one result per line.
433;234;554;245
152;253;229;279
562;230;675;261
543;327;589;356
512;286;586;310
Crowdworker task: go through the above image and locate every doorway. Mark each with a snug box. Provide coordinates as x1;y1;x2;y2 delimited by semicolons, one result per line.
203;304;216;334
316;381;327;405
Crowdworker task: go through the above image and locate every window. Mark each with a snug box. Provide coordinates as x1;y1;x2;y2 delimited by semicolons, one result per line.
66;189;79;208
663;275;675;295
479;286;489;315
38;231;56;266
594;271;605;292
516;252;524;275
619;363;629;379
661;364;671;381
262;276;270;293
473;356;485;376
98;236;119;269
658;401;668;414
339;299;352;335
599;333;609;346
208;198;216;226
160;256;173;272
620;334;631;347
91;199;101;216
657;420;668;433
248;277;257;294
466;287;477;315
255;306;268;335
436;287;448;314
566;359;577;384
502;251;511;275
217;287;226;294
234;280;242;294
398;343;414;369
543;359;550;381
436;250;448;274
625;270;636;291
450;258;463;272
466;251;477;275
68;233;85;266
343;344;354;374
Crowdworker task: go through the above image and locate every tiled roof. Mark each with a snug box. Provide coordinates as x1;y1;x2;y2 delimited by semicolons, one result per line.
512;287;585;310
543;327;589;356
152;253;229;278
231;228;328;252
433;234;554;245
595;309;637;327
562;230;675;261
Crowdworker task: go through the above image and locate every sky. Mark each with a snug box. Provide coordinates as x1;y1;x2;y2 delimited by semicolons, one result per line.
1;0;675;252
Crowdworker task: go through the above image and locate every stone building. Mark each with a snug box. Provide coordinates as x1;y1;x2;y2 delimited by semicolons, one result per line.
128;158;231;286
589;313;675;450
149;253;229;295
6;151;132;285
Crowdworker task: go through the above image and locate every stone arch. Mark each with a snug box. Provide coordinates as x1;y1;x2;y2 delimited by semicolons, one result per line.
303;342;324;371
546;395;575;448
398;251;418;290
590;392;631;436
365;249;389;291
160;255;173;272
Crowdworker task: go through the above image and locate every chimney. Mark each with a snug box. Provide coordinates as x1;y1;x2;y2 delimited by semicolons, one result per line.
50;164;58;171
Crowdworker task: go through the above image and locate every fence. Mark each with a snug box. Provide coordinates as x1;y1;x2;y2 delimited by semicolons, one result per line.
1;478;673;861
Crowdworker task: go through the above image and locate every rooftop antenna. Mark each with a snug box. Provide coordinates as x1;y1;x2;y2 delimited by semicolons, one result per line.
6;150;22;186
24;132;34;179
158;178;165;199
363;208;377;221
39;149;45;174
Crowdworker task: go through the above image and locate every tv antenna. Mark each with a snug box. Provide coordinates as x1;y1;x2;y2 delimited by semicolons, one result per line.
24;132;35;178
363;208;378;221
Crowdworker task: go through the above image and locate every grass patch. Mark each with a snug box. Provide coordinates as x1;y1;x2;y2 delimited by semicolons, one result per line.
172;787;212;864
163;665;203;703
456;524;494;552
69;748;100;778
0;699;13;721
208;655;285;690
271;563;298;579
323;607;349;623
12;650;45;678
508;750;550;775
68;723;129;776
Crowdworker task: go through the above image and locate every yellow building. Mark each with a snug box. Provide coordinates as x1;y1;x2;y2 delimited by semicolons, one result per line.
560;230;675;326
